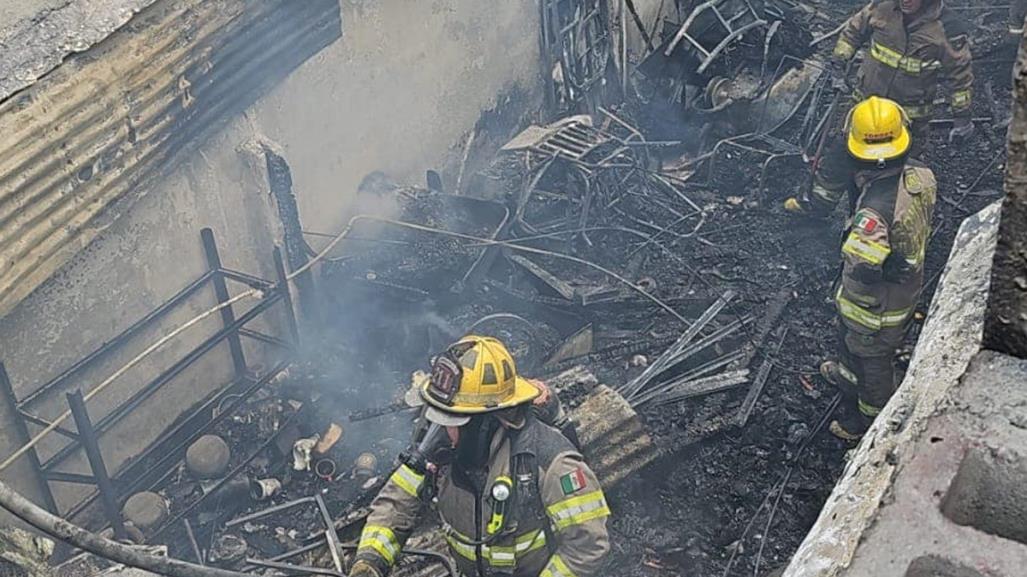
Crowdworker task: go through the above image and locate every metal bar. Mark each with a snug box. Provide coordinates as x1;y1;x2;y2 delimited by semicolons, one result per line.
0;363;59;513
734;326;789;427
669;314;753;366
244;558;344;577
19;271;214;408
266;541;323;563
622;290;736;399
696;20;767;75
42;471;97;485
66;389;128;541
237;328;293;350
184;519;204;565
219;268;275;291
18;410;79;440
41;294;282;472
201;228;248;378
641;369;750;406
314;495;343;573
226;497;317;528
273;246;301;347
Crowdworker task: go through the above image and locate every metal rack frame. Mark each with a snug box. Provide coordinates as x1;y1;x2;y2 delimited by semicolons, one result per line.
0;228;299;533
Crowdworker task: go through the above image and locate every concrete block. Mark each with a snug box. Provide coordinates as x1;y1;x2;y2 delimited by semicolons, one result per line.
837;350;1027;576
941;446;1027;546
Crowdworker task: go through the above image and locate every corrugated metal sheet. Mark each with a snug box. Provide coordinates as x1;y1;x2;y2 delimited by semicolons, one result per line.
0;0;341;318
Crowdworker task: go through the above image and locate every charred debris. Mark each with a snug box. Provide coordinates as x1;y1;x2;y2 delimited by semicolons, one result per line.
43;1;1017;577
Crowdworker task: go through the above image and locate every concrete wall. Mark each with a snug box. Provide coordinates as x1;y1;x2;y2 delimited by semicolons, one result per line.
0;0;544;525
255;0;543;234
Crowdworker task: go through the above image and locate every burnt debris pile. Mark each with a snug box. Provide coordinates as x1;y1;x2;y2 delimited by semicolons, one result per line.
55;2;1020;577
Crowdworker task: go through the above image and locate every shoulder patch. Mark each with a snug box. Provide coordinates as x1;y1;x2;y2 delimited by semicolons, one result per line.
560;468;588;495
854;210;882;234
903;169;923;195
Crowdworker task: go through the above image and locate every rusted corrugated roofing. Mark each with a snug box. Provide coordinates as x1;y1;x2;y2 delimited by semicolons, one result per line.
0;0;341;318
0;0;159;103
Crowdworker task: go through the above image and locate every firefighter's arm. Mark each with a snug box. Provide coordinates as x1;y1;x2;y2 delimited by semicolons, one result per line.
353;464;427;576
940;18;974;115
834;3;874;61
539;451;611;577
842;208;891;284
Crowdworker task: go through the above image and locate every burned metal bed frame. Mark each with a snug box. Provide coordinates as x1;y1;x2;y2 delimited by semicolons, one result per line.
0;228;299;539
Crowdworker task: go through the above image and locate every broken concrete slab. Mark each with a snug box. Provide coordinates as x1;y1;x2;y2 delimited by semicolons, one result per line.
0;0;157;102
841;351;1027;576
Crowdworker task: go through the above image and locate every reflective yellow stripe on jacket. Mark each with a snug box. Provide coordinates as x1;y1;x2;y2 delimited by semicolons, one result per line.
546;490;611;531
869;40;941;74
843;232;891;266
541;554;578;577
835;286;912;331
389;464;424;498
358;525;400;566
443;528;547;568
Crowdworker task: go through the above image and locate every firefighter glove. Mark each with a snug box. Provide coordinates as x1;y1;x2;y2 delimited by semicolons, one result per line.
948;117;974;143
349;561;383;577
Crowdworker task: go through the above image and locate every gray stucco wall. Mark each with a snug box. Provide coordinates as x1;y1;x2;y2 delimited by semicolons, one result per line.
0;0;543;525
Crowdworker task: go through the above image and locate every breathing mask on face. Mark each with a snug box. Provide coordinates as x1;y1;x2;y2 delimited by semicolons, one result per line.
400;421;450;474
454;415;500;470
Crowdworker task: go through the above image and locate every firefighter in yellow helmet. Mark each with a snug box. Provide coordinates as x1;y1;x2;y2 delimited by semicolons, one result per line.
802;97;937;440
351;336;611;577
784;0;971;216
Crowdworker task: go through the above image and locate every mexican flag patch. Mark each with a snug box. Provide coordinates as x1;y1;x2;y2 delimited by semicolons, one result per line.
560;468;588;495
854;212;879;233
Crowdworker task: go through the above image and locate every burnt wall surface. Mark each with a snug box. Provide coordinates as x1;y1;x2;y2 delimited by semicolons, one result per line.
0;0;546;527
986;25;1027;358
252;0;544;235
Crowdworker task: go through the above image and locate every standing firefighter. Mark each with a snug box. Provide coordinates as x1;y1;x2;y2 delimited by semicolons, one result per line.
820;97;937;440
351;336;611;577
785;0;970;216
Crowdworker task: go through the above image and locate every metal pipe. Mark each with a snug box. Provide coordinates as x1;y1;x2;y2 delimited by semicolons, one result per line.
0;363;58;513
18;270;214;408
0;478;252;577
41;294;282;471
201;228;247;378
66;390;128;541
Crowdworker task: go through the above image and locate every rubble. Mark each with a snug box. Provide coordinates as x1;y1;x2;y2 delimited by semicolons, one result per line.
0;2;1018;577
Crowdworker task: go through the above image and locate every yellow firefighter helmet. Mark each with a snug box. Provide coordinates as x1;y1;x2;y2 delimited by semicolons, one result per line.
420;336;540;426
846;96;911;162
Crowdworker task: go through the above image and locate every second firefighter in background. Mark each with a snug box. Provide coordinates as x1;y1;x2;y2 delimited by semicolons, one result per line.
786;0;971;216
820;97;937;440
352;336;610;577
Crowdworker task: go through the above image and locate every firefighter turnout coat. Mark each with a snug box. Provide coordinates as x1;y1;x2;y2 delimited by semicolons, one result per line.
834;160;936;412
356;415;611;577
834;0;973;120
